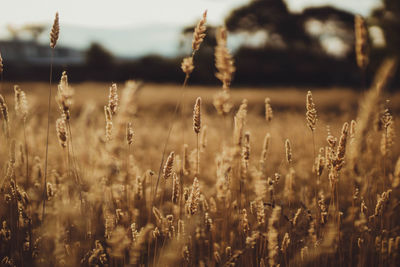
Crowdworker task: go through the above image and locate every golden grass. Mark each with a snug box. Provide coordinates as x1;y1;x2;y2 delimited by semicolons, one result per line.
0;78;399;267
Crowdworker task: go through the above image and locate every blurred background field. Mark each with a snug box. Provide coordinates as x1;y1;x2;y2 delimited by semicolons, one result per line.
0;0;399;89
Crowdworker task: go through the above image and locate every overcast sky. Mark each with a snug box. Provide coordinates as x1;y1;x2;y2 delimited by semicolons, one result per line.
0;0;382;29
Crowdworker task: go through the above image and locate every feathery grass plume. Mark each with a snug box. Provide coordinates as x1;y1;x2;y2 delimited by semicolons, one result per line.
55;118;67;148
354;15;369;70
265;98;273;122
104;106;113;141
186;177;200;215
240;209;250;234
50;12;60;49
285;139;292;164
115;80;140;139
326;126;337;149
380;106;394;156
215;27;235;90
0;51;3;74
281;233;290;252
260;132;271;167
181;56;194;76
14;85;28;121
293;208;302;227
0;95;9;123
318;192;328;224
241;132;250;180
126;122;134;146
306;91;317;131
333;122;349;171
56;71;74;120
268;206;281;267
233;99;248;148
108;83;118;116
163;151;175;180
192;10;207;52
213;90;232;115
372;189;392;218
350;120;356;141
0;94;9;137
193;97;201;134
242;132;250;161
46;182;54;200
349;58;397;171
172;172;180;203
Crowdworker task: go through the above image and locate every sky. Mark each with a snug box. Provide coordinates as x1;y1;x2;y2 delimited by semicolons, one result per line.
0;0;382;29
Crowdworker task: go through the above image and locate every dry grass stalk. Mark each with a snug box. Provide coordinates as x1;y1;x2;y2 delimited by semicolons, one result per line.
183;144;190;175
192;10;207;52
200;125;207;151
215;27;235;90
265;98;273;122
14;85;28;121
50;12;60;49
306;91;317;131
233;99;247;148
56;71;74;120
126;122;134;146
56;118;68;148
0;94;9;137
354;15;369;70
172;172;180;204
193;97;201;134
108;83;118;116
181;57;194;75
186;177;200;215
333;122;349;171
260;132;271;165
380;106;394;156
213;90;233;116
104;106;113;141
268;206;281;266
163;151;175;180
285;139;292;165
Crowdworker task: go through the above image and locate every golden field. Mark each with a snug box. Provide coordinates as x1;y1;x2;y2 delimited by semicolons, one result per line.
0;78;399;266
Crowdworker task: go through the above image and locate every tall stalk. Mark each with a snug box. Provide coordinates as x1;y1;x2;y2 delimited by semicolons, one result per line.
42;12;59;222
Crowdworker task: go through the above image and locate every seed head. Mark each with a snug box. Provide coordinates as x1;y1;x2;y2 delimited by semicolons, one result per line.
50;12;60;49
192;10;207;51
192;97;201;134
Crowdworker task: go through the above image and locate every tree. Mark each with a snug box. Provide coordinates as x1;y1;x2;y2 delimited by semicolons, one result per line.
85;43;114;69
224;0;355;53
372;0;400;56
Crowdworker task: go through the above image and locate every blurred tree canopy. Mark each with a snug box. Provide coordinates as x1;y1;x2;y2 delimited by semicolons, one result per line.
85;42;114;69
372;0;400;57
179;0;361;86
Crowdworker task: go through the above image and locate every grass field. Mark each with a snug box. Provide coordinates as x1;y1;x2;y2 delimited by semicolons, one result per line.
0;79;399;266
0;11;400;267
